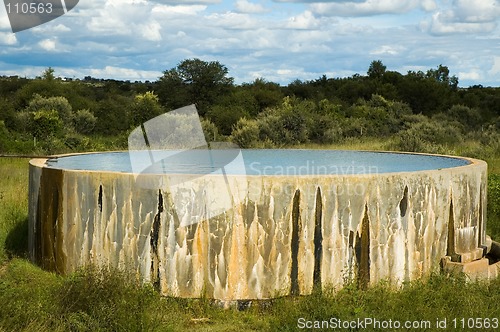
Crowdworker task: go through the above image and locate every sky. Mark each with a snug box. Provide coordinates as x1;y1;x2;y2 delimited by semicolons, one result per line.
1;0;500;87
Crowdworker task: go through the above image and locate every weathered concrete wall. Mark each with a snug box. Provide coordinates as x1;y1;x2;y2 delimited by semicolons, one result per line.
28;155;487;300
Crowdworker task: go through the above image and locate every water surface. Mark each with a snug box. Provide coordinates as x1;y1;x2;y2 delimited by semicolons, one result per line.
46;150;470;175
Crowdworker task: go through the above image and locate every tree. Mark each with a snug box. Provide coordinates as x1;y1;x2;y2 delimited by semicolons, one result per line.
367;60;386;79
396;70;452;115
93;96;132;135
157;58;234;115
206;104;249;136
426;64;459;90
26;94;73;126
241;78;283;114
73;109;97;134
446;104;482;130
30;109;63;140
41;67;56;81
129;91;163;127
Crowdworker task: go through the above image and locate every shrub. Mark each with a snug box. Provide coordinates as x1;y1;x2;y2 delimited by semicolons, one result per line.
129;91;162;127
250;97;313;146
488;174;500;241
73;109;97;135
447;104;483;130
394;119;463;153
26;94;73;126
479;125;500;156
201;117;221;142
30;109;63;140
230;118;260;148
0;120;9;152
64;133;91;151
206;104;249;136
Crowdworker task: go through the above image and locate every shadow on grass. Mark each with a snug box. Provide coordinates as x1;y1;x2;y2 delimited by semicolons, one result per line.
4;216;29;259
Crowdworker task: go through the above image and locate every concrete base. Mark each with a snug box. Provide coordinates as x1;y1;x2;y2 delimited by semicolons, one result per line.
450;247;485;263
441;256;500;281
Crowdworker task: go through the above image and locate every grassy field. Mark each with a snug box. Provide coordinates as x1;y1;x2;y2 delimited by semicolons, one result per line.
1;149;500;331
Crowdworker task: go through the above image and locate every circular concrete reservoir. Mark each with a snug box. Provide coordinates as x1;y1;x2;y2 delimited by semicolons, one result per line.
29;150;487;300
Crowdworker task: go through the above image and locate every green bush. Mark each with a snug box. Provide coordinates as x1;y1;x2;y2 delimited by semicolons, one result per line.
479;125;500;156
447;104;483;131
201;117;222;142
30;109;63;140
26;94;73;126
394;119;463;153
488;174;500;241
231;117;261;148
73;109;97;135
64;133;92;151
206;104;249;136
129;91;162;127
0;120;9;152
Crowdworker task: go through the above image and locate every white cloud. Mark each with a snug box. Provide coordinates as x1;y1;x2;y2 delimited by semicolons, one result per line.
205;12;262;29
0;32;17;45
235;0;268;14
39;39;57;51
370;45;405;56
89;66;162;81
310;0;422;17
421;0;437;12
458;69;481;81
286;10;319;29
32;24;71;33
421;0;500;35
152;4;207;16
489;56;500;75
245;66;324;84
425;12;497;35
150;0;219;4
0;0;500;88
141;21;162;41
452;0;500;23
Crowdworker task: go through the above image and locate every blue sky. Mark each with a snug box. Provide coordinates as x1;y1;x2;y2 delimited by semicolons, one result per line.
1;0;500;86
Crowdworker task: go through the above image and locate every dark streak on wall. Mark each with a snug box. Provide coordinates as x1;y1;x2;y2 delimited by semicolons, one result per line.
98;185;103;213
313;186;323;291
356;205;370;290
447;198;456;260
150;189;163;290
37;167;65;273
290;189;300;295
399;186;409;218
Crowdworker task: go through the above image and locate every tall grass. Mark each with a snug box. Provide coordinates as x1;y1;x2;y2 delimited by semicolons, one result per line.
0;158;29;263
1;261;499;331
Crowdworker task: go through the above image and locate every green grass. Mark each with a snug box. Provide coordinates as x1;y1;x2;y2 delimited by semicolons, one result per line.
1;148;500;331
0;158;29;263
296;136;395;151
1;262;500;331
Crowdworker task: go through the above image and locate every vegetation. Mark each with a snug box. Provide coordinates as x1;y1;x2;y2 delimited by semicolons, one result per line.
0;157;499;331
1;259;500;331
1;60;500;330
0;59;499;158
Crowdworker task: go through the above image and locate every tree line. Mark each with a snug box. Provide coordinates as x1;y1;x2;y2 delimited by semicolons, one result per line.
0;59;499;157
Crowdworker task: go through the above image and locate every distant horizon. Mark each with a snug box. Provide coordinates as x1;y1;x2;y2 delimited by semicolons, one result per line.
2;1;500;87
2;63;498;89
